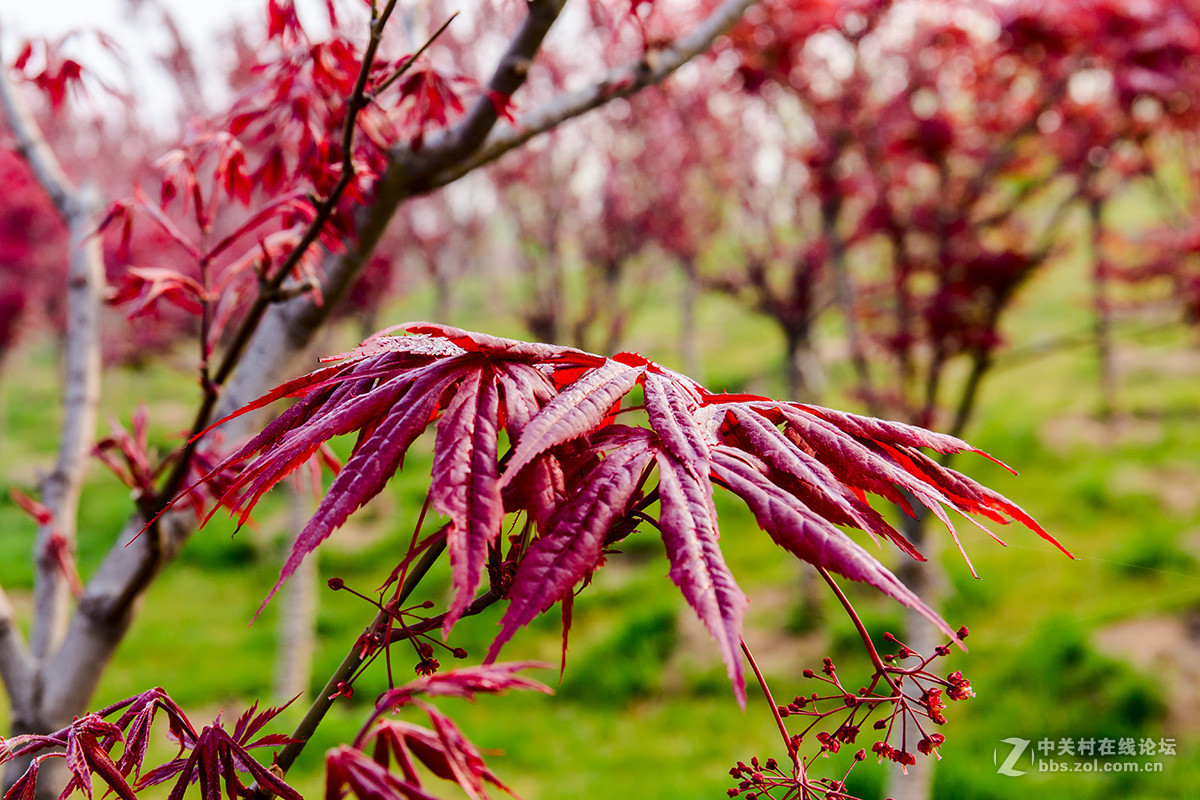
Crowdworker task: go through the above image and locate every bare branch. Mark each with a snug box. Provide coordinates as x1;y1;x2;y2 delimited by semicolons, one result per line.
420;0;759;190
0;586;33;720
30;188;105;660
41;513;190;727
0;35;107;662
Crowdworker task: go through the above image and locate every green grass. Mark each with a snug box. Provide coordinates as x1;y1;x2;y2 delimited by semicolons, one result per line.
3;249;1200;800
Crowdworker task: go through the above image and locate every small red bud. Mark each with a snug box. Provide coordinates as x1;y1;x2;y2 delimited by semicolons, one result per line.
327;577;344;590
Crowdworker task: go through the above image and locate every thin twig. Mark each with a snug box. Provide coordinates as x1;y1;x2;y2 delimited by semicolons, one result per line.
740;639;796;761
815;567;899;694
370;13;458;98
271;537;446;778
149;0;457;525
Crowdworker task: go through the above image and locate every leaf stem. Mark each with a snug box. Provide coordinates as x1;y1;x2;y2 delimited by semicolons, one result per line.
370;13;458;99
740;638;796;761
270;538;446;779
815;567;900;694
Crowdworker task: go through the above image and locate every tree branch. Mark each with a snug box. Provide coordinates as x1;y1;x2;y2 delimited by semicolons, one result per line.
0;35;106;662
271;537;448;780
0;586;33;721
40;512;191;728
394;0;568;184
419;0;758;190
226;0;756;413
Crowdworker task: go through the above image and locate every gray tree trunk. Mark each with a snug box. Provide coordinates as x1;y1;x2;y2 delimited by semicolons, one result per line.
273;486;318;702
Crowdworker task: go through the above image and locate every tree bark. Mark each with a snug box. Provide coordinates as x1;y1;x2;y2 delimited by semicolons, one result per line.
274;486;318;702
0;39;107;795
679;257;703;381
1088;194;1117;420
783;326;824;403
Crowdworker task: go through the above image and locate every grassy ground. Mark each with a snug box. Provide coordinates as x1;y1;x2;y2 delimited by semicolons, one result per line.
2;248;1200;799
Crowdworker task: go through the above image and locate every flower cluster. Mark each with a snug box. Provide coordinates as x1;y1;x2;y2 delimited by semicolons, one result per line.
730;628;973;799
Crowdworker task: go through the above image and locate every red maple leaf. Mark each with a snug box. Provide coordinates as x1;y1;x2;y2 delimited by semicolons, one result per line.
185;324;1069;705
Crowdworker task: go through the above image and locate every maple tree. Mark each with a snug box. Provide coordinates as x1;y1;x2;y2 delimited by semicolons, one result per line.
0;0;762;795
2;0;1156;797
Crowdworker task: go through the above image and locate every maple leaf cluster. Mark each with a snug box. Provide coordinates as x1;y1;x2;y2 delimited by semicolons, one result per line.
0;664;549;800
0;689;298;800
93;0;476;352
328;663;551;800
194;323;1067;705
